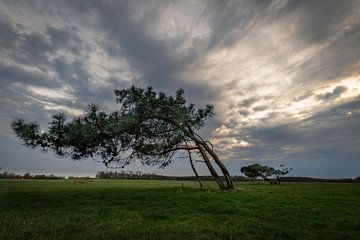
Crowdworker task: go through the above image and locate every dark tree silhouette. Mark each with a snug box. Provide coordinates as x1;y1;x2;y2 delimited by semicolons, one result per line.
241;164;291;184
11;86;234;190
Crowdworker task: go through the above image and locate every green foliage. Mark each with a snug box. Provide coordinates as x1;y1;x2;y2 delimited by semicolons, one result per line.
1;180;359;240
11;86;214;168
241;164;274;179
241;164;291;181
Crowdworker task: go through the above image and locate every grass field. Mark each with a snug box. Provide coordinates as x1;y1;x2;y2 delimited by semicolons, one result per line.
0;179;359;240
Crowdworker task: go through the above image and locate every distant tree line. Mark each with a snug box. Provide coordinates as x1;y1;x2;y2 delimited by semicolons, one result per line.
0;169;359;183
279;176;360;183
96;170;250;181
97;170;157;179
95;170;360;183
0;171;65;179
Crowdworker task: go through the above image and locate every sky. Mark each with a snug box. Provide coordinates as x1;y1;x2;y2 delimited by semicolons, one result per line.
0;0;360;178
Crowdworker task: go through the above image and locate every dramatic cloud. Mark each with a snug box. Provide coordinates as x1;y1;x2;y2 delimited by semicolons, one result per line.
0;0;359;178
315;86;348;101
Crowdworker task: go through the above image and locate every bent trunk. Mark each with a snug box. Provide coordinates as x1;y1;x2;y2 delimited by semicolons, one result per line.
186;126;233;190
187;149;203;189
259;173;276;184
197;144;227;190
202;142;234;190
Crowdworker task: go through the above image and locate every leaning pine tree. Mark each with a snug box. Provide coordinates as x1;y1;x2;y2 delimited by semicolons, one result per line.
11;86;234;190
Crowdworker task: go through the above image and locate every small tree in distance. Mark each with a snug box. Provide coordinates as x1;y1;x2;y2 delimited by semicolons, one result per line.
11;86;234;190
241;164;292;184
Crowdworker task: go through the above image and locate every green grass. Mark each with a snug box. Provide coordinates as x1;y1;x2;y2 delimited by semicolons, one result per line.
0;180;359;240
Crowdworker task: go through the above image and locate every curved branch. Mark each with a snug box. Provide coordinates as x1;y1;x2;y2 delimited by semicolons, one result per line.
205;140;214;150
195;160;205;163
185;142;203;188
196;143;226;189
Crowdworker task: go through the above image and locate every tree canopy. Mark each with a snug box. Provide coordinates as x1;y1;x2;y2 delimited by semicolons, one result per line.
12;86;234;190
241;164;291;184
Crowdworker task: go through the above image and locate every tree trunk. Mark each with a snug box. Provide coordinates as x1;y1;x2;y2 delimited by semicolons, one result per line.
186;126;233;190
187;149;203;189
259;173;269;182
201;142;234;190
259;173;275;184
197;144;227;190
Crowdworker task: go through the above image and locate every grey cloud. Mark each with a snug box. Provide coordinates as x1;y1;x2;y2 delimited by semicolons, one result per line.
75;1;222;107
239;96;259;108
206;0;271;48
278;0;357;44
41;1;192;100
0;16;20;50
225;79;239;90
0;13;86;67
293;91;314;102
0;84;59;137
0;19;51;66
0;18;49;66
47;26;84;55
47;57;134;113
296;25;360;84
303;97;360;126
0;63;60;88
17;31;52;65
285;0;360;84
252;105;268;112
93;3;176;82
315;86;348;101
233;99;360;169
239;109;251;117
0;2;136;113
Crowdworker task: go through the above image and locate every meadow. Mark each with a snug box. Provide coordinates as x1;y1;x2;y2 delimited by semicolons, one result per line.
0;179;359;240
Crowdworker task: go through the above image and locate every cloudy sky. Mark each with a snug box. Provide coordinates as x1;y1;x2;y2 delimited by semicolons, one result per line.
0;0;360;178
